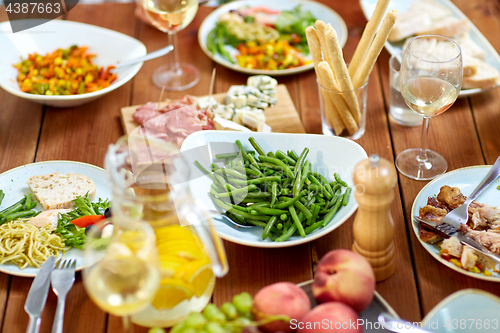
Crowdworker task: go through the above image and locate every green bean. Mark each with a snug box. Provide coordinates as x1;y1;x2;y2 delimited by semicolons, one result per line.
211;163;221;171
293;200;312;220
249;137;266;156
0;202;24;219
231;205;248;212
292;169;302;197
228;213;249;226
215;152;240;160
240;198;267;203
234;140;248;163
207;27;218;54
24;193;32;210
308;204;320;226
247;153;259;168
214;168;247;180
288;150;299;161
274;190;306;209
305;220;324;234
216;26;234;63
334;173;348;187
211;184;257;198
248;164;263;176
276;224;297;242
257;156;294;178
211;182;225;193
281;188;290;195
342;187;351;206
6;210;37;221
211;195;270;222
0;190;4;206
282;178;292;189
322;199;343;227
316;173;334;197
328;189;342;209
308;174;322;186
262;215;278;240
248;176;281;185
267;151;276;158
288;206;306;238
270;182;278;208
0;196;26;217
322;185;333;200
244;192;271;199
331;183;342;193
275;150;296;165
293;148;309;178
257;162;285;171
251;205;288;215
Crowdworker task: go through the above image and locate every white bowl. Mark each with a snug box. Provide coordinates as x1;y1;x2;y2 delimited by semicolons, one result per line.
180;131;367;248
0;20;146;107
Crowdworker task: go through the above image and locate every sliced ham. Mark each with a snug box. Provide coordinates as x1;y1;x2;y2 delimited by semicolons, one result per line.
132;95;214;147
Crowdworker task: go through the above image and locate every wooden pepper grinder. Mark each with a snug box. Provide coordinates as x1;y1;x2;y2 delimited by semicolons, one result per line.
352;154;397;281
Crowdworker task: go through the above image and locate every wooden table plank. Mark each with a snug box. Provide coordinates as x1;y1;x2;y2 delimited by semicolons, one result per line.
378;0;500;317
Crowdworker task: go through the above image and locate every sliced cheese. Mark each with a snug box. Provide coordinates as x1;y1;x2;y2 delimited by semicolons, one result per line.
213;117;252;132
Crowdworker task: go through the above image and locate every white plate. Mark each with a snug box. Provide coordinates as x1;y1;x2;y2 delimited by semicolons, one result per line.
198;0;347;76
180;131;367;248
411;165;500;282
360;0;500;97
0;20;146;107
422;289;500;332
0;161;111;277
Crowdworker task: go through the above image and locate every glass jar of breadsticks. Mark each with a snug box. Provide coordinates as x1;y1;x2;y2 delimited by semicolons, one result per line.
306;1;397;139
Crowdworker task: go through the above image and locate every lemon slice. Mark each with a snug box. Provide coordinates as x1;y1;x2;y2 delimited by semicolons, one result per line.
155;225;196;242
151;279;194;310
118;230;147;253
159;255;190;278
157;242;205;260
175;259;213;297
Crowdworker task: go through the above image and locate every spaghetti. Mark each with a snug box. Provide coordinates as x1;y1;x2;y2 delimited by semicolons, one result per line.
0;221;65;269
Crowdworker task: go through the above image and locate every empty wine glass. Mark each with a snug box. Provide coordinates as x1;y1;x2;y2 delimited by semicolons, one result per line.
395;35;463;180
142;0;200;90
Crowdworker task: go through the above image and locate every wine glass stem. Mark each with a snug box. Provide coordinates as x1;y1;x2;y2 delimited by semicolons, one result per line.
168;32;180;74
122;315;134;333
418;117;431;163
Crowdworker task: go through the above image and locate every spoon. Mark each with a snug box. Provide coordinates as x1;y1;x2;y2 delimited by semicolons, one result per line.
378;312;433;333
114;45;174;69
208;209;259;229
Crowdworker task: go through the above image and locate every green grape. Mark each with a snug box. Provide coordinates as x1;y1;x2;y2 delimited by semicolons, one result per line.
232;292;253;314
170;323;185;333
221;302;238;320
203;304;226;322
148;328;166;333
181;329;197;333
184;313;207;328
233;317;252;326
206;322;226;333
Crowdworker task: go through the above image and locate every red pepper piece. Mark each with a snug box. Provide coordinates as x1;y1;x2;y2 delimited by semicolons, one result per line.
71;215;105;228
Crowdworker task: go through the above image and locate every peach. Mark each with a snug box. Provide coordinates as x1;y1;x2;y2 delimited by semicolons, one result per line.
253;282;311;333
312;249;375;313
296;302;362;332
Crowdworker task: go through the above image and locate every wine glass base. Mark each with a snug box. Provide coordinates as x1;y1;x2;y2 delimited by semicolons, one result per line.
152;63;200;91
395;148;448;181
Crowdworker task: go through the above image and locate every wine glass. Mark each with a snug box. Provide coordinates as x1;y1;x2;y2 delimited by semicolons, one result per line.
395;35;463;180
83;219;160;332
143;0;200;91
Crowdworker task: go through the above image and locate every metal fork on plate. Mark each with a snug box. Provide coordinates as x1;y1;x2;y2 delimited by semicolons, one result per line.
431;157;500;236
51;259;76;333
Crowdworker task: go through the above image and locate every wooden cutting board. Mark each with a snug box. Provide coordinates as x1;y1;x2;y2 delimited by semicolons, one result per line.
120;84;306;135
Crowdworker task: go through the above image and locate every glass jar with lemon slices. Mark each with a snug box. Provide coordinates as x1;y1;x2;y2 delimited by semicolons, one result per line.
104;135;228;328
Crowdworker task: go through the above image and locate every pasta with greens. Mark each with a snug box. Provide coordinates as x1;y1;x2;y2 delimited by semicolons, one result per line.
0;222;65;269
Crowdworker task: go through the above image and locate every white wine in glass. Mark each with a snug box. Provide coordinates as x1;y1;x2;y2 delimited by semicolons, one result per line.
143;0;200;90
396;35;462;180
84;221;160;332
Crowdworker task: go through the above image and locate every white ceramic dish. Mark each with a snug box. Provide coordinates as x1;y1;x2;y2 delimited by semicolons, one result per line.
180;131;367;248
411;165;500;282
422;289;500;332
198;0;347;76
360;0;500;97
0;20;146;107
0;161;111;277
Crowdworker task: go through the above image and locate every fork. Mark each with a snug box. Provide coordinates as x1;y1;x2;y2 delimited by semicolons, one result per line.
436;156;500;235
51;259;76;333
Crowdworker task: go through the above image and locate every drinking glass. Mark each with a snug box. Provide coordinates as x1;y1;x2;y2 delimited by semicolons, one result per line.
83;219;160;333
395;35;462;180
142;0;200;90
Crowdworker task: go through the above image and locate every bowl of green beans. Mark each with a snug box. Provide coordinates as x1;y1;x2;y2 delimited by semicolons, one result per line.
180;131;367;248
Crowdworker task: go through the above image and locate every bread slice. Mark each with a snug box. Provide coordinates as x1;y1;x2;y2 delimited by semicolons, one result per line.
27;172;96;210
462;61;499;90
410;0;452;21
388;11;433;42
462;54;482;77
415;16;469;37
455;33;487;61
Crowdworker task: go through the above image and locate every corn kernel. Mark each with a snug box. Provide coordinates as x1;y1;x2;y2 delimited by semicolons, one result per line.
75;68;83;76
483;270;492;276
54;57;63;65
450;258;462;268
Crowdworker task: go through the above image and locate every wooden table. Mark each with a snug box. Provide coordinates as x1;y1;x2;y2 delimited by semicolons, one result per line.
1;1;500;331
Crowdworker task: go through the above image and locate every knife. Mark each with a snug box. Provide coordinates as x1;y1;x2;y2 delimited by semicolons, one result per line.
24;256;56;333
414;216;500;265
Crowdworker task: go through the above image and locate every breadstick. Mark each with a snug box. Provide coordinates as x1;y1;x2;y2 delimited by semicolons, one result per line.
348;0;391;79
324;28;361;123
315;20;338;85
353;10;397;89
318;61;358;135
305;27;345;134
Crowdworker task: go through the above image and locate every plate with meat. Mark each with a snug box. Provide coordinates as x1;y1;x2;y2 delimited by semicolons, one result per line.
411;165;500;282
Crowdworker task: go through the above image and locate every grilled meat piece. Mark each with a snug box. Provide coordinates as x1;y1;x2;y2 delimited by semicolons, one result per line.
436;185;466;209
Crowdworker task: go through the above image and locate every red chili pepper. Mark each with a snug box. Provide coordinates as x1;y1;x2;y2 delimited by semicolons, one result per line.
71;215;105;228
